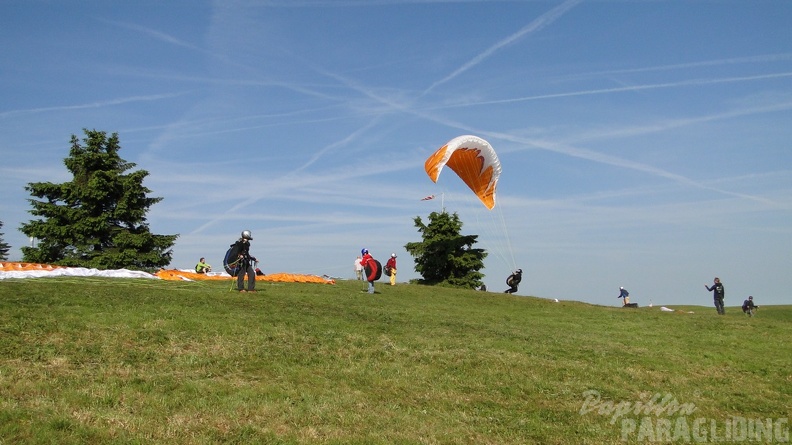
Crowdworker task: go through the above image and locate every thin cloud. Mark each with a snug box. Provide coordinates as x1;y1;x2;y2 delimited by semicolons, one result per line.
579;52;792;77
431;72;792;108
101;19;205;52
563;99;792;144
423;0;582;95
0;93;188;119
188;155;418;234
492;133;780;207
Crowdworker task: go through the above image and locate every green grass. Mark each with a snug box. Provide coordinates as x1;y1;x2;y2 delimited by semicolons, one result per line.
1;278;790;444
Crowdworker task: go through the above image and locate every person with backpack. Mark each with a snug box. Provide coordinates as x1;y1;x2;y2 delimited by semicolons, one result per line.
385;253;397;286
504;269;522;294
233;230;258;293
705;277;725;315
360;248;381;294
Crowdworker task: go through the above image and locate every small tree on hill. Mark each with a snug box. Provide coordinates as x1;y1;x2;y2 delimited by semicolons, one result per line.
0;220;10;260
405;211;486;289
20;129;178;270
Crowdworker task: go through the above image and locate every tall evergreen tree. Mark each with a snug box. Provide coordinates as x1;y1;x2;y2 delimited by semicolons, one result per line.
20;129;178;270
405;211;486;289
0;220;10;260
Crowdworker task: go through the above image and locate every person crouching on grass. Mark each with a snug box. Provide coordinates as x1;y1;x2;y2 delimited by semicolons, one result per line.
742;296;758;316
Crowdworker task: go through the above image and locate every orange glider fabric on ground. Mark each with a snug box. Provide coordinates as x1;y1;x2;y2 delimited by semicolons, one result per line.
155;269;335;284
0;262;334;284
0;262;67;271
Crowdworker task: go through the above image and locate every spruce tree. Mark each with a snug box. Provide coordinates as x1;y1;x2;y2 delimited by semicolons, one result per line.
20;129;178;270
405;211;486;289
0;220;10;260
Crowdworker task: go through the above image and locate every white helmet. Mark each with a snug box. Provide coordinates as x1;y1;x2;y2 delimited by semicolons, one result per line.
241;230;253;240
391;253;397;258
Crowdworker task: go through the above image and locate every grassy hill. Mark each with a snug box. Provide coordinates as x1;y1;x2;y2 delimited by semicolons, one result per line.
1;277;789;444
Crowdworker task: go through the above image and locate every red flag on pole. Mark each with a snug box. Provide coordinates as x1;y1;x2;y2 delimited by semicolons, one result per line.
421;194;435;201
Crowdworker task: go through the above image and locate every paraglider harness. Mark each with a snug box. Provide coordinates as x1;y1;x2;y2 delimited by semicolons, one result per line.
223;243;243;277
223;242;257;290
504;270;522;293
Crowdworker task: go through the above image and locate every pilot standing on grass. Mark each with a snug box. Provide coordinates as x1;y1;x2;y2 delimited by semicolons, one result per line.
234;230;258;293
705;277;725;315
361;248;375;294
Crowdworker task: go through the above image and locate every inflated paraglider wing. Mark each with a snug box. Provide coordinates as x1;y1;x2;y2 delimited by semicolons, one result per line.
424;135;501;210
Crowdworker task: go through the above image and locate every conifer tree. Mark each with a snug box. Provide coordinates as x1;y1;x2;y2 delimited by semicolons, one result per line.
405;211;486;289
0;220;10;260
20;129;178;270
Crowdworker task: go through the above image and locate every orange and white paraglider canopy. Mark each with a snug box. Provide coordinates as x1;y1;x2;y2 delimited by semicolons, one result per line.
424;135;501;210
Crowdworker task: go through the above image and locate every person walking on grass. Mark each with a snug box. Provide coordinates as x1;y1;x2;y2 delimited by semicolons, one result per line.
360;248;376;294
705;277;725;315
385;253;397;286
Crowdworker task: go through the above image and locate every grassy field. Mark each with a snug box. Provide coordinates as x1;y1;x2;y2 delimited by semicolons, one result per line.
0;277;789;444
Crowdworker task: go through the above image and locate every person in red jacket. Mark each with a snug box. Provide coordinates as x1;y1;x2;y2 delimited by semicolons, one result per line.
361;248;376;294
385;253;397;286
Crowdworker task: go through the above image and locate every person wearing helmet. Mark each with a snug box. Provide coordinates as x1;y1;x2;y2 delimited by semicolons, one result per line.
234;230;258;293
742;296;758;317
360;248;376;294
504;269;522;294
385;253;397;286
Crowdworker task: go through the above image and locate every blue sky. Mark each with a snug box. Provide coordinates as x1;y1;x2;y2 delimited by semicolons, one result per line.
1;0;791;307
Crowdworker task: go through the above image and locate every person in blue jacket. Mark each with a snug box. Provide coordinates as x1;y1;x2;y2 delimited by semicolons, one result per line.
618;287;630;306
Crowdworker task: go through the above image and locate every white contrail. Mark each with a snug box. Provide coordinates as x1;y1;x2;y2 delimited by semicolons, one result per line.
429;72;792;108
0;93;187;119
423;0;582;94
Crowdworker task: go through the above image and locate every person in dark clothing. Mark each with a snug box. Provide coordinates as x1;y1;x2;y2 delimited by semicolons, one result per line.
705;277;725;315
234;230;258;293
742;296;758;316
618;287;630;306
504;269;522;294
